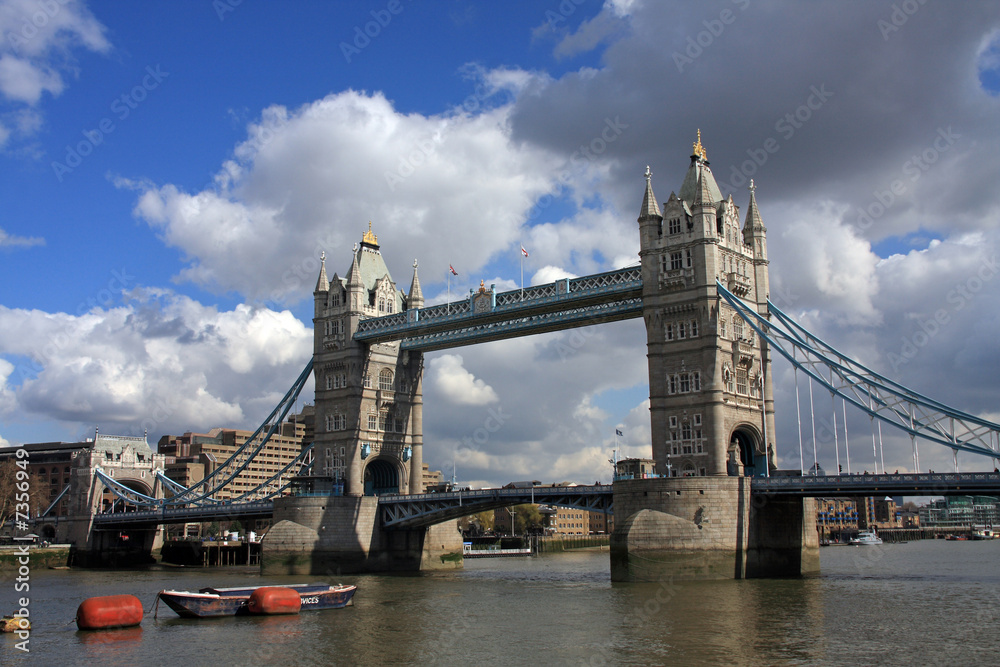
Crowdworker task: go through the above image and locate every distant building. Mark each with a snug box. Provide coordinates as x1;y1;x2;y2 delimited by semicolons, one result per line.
537;506;613;536
421;462;449;492
158;406;312;503
919;496;1000;528
815;498;859;535
0;440;88;520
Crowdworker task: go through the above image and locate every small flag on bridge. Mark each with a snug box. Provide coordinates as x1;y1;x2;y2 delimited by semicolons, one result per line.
615;429;624;437
449;265;458;276
521;246;529;258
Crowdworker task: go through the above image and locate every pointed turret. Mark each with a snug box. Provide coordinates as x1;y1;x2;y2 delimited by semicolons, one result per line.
678;130;723;205
639;165;662;220
315;251;330;293
346;243;365;312
408;259;424;309
693;170;717;209
742;179;768;260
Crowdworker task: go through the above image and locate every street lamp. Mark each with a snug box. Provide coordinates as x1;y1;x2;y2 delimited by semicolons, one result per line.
506;507;516;536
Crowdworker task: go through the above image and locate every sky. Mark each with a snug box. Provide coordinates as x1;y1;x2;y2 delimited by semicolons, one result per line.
1;0;999;487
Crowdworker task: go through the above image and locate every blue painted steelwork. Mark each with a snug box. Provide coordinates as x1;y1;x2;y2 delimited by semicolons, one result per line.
400;298;643;351
753;472;1000;496
92;501;275;526
354;267;642;350
378;484;614;529
165;360;315;505
717;282;1000;462
39;484;70;517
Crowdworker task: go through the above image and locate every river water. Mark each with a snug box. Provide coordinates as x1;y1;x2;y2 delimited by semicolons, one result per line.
3;540;999;666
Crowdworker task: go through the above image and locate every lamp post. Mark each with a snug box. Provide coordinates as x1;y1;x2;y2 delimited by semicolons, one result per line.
507;507;516;536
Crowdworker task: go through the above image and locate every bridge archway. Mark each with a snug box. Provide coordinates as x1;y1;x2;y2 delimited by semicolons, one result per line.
728;426;766;477
100;477;154;513
364;458;400;496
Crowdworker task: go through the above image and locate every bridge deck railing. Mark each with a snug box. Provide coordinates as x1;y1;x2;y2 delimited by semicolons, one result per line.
354;267;642;341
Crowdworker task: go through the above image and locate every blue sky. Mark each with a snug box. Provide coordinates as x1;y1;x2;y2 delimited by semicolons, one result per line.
1;1;1000;485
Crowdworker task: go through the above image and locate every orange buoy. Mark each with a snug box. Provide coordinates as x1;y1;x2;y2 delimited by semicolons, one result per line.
76;594;144;631
247;587;301;615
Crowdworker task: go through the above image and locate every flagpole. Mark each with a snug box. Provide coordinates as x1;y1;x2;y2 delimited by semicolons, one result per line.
520;243;524;301
447;268;451;314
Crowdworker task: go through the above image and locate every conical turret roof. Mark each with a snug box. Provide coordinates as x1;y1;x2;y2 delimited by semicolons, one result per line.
639;166;662;219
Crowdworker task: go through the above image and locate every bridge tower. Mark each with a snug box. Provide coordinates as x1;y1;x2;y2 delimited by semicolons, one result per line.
311;223;425;497
261;223;462;574
65;431;166;566
638;131;776;478
613;133;817;581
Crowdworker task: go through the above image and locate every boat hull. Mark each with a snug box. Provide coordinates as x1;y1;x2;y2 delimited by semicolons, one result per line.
157;584;356;618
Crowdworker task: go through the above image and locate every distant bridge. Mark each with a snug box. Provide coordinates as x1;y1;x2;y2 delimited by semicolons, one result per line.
752;472;1000;497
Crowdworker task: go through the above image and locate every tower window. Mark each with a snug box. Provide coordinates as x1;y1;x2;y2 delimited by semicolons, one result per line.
669;217;681;235
665;323;673;341
326;375;333;391
680;374;690;393
685;249;692;268
692;371;701;391
678;322;687;339
690;319;698;337
379;368;394;391
670;252;683;271
736;369;749;395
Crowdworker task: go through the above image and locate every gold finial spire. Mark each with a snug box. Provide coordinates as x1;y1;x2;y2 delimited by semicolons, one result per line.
692;129;707;161
362;220;378;246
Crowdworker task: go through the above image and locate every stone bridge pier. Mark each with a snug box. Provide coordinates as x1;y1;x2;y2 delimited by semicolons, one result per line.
259;495;463;575
610;477;818;581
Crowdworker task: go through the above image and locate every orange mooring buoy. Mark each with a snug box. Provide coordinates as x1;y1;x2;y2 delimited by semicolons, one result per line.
247;587;301;615
76;594;144;631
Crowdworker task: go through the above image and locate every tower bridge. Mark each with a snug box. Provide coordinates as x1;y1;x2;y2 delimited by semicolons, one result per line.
35;133;1000;579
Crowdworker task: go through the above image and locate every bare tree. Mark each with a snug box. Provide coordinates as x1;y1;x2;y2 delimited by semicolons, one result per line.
0;458;21;527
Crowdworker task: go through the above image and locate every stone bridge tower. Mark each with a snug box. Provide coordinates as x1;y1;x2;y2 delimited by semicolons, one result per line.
65;431;166;566
312;223;425;497
638;131;776;478
262;224;461;575
613;133;816;582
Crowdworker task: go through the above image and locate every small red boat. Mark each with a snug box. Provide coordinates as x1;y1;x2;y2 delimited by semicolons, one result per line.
156;583;356;618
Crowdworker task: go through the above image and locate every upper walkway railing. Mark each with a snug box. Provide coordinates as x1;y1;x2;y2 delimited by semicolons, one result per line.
354;267;642;350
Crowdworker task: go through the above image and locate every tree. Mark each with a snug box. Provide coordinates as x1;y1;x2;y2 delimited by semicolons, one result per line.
473;510;494;532
0;458;18;527
511;504;544;534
